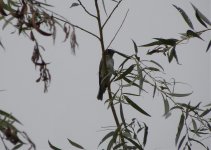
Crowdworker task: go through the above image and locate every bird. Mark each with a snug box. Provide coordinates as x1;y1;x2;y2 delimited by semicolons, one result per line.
97;49;115;100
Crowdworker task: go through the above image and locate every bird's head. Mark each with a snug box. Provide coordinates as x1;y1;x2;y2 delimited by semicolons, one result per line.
105;49;115;56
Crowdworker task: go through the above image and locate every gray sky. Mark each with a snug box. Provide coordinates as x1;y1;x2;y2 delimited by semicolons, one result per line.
0;0;210;149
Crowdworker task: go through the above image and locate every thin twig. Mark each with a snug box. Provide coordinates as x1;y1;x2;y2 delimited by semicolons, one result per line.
102;0;123;29
53;16;100;40
39;5;99;39
107;9;129;49
77;0;97;19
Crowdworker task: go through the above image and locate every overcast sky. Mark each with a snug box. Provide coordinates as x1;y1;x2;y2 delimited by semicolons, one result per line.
0;0;210;150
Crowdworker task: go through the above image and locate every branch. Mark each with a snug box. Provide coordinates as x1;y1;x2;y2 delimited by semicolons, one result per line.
77;0;97;19
107;9;129;49
102;0;123;29
39;5;100;40
53;16;100;40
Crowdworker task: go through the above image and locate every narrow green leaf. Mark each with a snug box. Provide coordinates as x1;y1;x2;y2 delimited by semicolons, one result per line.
0;39;5;50
149;60;164;71
102;0;108;16
70;3;79;8
163;98;170;116
173;5;194;29
12;143;23;150
195;9;207;28
186;30;204;41
192;119;198;135
2;16;15;30
0;110;22;124
207;123;211;131
189;138;207;149
67;139;84;149
168;46;179;64
113;142;126;150
120;102;127;128
140;41;162;47
178;135;186;150
191;3;211;26
175;113;185;145
115;65;135;81
143;123;148;146
152;82;157;98
187;144;191;150
107;127;120;150
124;95;151;117
48;141;62;150
153;38;178;46
132;40;138;54
123;136;143;150
206;40;211;52
167;91;193;97
200;109;211;117
144;67;160;72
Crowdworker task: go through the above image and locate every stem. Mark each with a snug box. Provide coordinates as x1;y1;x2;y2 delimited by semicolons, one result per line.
107;9;129;49
95;0;125;146
95;0;119;127
53;16;100;40
102;0;123;29
77;0;97;19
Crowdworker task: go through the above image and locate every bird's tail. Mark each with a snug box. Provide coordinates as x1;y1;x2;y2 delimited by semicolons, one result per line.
97;88;104;100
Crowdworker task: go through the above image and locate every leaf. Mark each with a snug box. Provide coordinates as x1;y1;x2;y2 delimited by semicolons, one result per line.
2;16;15;30
163;98;170;116
192;119;198;135
178;135;186;150
124;95;151;117
67;139;84;149
70;3;79;8
144;67;160;72
167;91;193;97
115;64;135;81
173;5;194;29
168;46;179;64
195;9;207;28
191;3;211;26
152;82;156;98
120;103;127;128
149;60;164;71
123;136;143;150
206;40;211;52
102;0;107;16
186;30;204;41
189;138;207;149
153;38;178;46
98;131;114;147
175;113;185;145
143;123;148;146
113;142;126;150
200;109;211;117
140;41;162;47
12;143;23;150
107;127;120;150
48;141;62;150
0;39;5;50
0;110;22;124
132;39;138;54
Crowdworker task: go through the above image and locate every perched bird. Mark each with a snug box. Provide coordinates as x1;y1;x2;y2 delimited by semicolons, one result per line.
97;49;115;100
